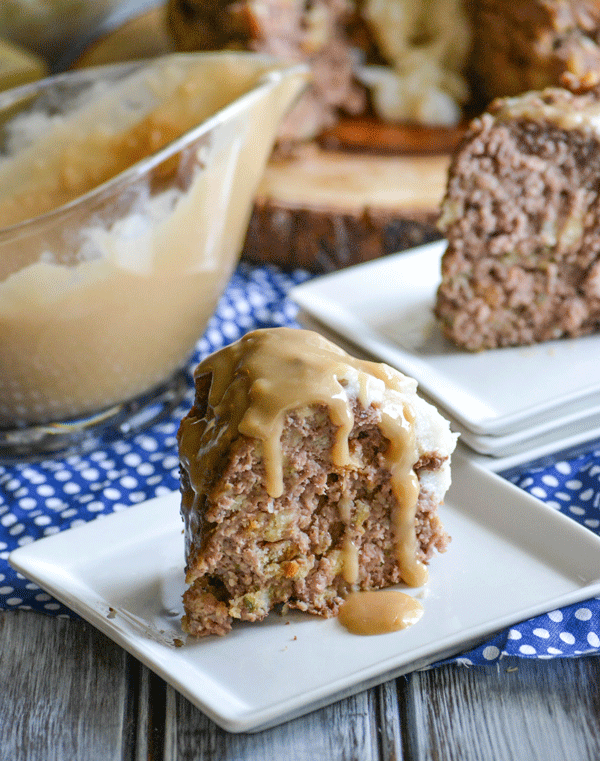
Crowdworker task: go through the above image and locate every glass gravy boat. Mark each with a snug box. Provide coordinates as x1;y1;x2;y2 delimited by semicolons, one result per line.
0;53;308;458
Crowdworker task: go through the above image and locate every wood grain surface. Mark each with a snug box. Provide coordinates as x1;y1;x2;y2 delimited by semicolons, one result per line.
2;610;599;760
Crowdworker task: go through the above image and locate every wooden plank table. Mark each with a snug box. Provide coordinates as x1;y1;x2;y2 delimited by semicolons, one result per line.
2;608;599;760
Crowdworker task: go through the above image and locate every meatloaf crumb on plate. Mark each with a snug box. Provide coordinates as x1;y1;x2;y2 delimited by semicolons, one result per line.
436;85;600;351
177;328;457;637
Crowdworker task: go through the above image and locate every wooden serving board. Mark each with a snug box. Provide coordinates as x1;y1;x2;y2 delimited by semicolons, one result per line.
74;4;458;272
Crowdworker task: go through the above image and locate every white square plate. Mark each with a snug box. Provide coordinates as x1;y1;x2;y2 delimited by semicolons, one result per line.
9;453;600;733
450;407;600;457
294;310;600;465
290;241;600;435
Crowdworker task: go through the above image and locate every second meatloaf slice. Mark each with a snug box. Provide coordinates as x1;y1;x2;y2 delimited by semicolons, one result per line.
436;86;600;350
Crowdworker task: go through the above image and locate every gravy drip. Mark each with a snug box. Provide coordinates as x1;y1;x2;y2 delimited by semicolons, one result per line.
179;328;425;587
338;590;424;635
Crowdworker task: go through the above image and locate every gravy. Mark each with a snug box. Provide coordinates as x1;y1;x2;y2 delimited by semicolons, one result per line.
339;589;424;635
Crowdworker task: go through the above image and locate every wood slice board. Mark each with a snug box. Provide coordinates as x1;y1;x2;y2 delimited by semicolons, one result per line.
74;4;458;272
247;146;450;271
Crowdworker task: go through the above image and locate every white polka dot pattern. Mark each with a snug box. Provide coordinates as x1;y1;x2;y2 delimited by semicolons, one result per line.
1;263;599;666
445;446;600;666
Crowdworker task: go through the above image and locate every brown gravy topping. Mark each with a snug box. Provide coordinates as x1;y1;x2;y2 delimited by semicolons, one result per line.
179;327;426;588
490;88;600;136
338;590;424;636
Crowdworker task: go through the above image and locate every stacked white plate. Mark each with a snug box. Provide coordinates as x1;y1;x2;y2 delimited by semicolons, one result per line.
290;240;600;470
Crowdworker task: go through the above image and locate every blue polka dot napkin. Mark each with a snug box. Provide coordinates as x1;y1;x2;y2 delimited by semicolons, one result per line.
451;448;600;664
1;262;599;666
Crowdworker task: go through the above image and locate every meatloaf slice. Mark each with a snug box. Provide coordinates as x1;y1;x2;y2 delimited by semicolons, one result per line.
436;86;600;350
177;328;457;637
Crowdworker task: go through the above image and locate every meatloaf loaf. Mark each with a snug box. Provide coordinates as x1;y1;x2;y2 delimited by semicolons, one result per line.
435;86;600;350
177;327;457;637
